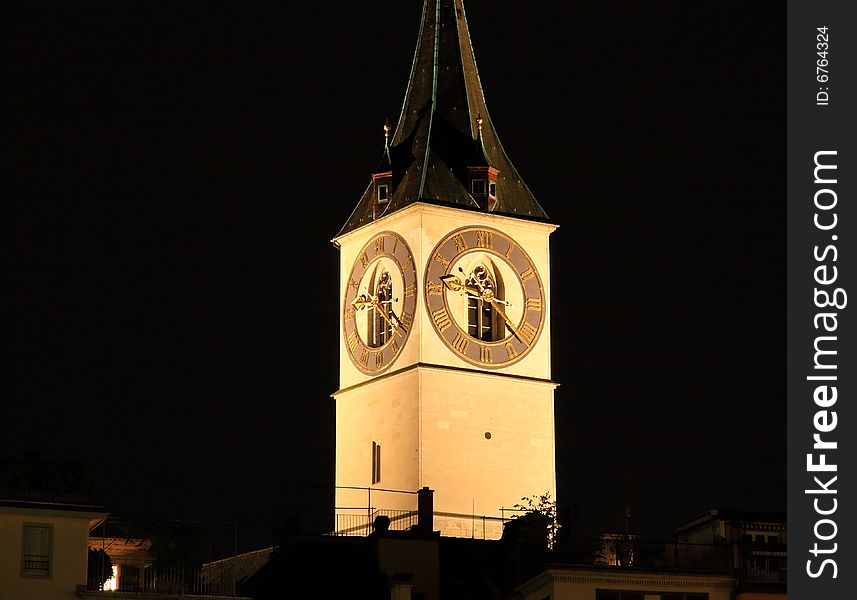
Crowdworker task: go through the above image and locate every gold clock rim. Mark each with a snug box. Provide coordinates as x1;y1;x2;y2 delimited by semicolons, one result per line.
422;225;546;369
342;230;417;375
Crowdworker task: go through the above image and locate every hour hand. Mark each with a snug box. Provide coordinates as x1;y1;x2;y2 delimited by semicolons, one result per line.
439;275;480;296
351;294;375;311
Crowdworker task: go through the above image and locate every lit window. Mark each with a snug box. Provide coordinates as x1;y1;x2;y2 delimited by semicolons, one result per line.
471;179;486;195
371;441;381;484
103;565;118;591
21;525;52;577
488;181;496;197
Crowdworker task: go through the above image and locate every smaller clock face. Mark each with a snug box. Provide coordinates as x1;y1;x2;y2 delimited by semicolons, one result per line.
424;226;545;369
342;231;417;375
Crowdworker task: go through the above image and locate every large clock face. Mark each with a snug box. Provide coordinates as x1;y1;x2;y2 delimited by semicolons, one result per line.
424;226;545;369
343;231;417;375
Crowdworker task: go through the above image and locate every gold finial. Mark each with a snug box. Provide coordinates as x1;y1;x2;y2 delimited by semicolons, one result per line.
383;121;391;140
476;114;483;131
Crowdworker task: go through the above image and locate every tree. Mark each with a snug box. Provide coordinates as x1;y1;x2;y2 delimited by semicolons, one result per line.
87;548;113;590
513;492;559;550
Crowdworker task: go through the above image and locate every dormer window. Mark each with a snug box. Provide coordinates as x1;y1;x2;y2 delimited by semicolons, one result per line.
371;170;393;219
467;166;499;211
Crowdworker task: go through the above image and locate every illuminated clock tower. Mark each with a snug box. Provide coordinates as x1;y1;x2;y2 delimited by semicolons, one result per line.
332;0;557;539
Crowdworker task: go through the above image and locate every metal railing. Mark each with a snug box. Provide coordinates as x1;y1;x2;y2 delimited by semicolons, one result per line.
333;509;419;536
591;537;787;583
87;564;241;595
86;516;241;596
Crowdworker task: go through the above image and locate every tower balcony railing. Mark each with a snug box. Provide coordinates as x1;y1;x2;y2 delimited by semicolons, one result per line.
333;508;419;536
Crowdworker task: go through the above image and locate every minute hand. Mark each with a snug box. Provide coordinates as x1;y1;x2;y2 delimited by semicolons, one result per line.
370;298;399;332
490;298;525;344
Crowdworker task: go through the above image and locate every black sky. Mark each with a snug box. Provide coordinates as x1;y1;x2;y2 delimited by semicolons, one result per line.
4;1;785;551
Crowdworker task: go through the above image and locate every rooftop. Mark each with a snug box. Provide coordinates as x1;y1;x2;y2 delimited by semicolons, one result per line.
337;0;549;237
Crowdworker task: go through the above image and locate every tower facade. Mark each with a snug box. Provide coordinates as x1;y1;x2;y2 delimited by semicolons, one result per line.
333;0;556;539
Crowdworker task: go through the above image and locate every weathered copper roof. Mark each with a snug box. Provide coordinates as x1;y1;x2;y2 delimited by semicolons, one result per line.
337;0;549;237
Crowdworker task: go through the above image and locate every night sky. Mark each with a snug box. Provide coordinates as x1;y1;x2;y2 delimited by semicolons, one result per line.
4;1;785;551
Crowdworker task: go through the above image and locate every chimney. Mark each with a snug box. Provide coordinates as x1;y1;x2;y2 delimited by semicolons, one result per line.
417;487;434;532
390;582;413;600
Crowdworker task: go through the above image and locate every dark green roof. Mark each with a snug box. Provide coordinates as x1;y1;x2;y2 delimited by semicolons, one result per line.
337;0;548;237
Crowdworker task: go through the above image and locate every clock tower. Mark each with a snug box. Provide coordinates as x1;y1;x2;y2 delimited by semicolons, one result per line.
333;0;557;539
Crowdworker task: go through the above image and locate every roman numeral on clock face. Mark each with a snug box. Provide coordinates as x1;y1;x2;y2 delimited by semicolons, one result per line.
526;297;542;311
431;308;452;332
519;322;537;345
404;282;416;297
434;253;450;268
480;346;492;364
347;330;359;352
519;268;535;282
399;311;413;333
452;333;469;354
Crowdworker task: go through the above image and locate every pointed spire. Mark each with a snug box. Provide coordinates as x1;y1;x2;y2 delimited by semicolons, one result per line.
338;0;548;236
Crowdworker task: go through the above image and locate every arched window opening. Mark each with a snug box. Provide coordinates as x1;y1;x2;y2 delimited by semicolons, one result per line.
369;269;393;347
466;264;504;341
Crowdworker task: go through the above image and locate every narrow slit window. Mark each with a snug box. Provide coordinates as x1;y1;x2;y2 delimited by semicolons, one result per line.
371;441;381;484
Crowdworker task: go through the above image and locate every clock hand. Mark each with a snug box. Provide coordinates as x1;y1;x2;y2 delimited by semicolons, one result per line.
369;297;400;332
489;298;525;344
384;305;410;337
352;294;398;329
447;271;513;306
458;290;511;307
351;293;375;311
440;274;481;296
442;273;520;339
